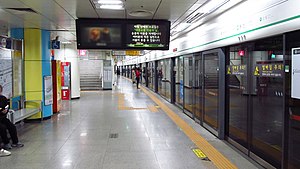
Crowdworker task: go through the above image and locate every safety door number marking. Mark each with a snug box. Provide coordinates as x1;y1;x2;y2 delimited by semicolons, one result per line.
192;148;209;161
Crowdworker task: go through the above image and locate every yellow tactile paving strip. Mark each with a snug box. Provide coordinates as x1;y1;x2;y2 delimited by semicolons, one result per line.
147;105;159;112
140;86;238;169
117;93;147;110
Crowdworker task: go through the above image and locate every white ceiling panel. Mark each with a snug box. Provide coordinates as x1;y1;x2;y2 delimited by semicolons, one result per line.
153;0;202;22
96;9;125;18
54;0;99;18
18;0;73;27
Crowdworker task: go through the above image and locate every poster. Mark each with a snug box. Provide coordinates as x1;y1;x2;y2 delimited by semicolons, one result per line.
292;48;300;99
12;51;22;97
0;48;12;98
44;76;53;105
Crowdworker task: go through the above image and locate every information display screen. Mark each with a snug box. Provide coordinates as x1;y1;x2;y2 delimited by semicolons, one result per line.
76;20;123;49
76;19;170;50
125;21;170;50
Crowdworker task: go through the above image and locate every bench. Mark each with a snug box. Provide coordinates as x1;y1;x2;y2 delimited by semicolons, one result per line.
7;100;42;124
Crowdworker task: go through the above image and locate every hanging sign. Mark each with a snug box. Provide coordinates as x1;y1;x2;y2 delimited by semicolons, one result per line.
292;48;300;99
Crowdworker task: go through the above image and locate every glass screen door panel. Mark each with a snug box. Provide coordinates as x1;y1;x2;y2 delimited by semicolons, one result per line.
165;59;171;100
175;57;184;107
184;57;194;113
194;54;203;121
250;50;283;168
227;46;249;148
226;36;284;168
158;60;163;95
203;52;219;130
142;63;146;85
149;62;154;90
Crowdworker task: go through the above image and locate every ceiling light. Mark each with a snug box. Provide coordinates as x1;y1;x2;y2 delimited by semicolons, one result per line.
80;133;87;137
99;4;124;10
98;0;123;4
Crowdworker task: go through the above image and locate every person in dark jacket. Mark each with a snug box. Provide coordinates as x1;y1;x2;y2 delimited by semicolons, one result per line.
0;85;23;150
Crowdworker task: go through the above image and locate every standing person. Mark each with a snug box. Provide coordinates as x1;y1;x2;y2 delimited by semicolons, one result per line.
0;85;24;149
135;68;141;89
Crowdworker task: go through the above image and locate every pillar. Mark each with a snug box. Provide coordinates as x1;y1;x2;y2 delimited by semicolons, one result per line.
24;29;52;119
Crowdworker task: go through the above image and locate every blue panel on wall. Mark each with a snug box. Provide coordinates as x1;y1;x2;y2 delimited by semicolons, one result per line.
10;28;24;39
41;30;53;118
11;96;21;110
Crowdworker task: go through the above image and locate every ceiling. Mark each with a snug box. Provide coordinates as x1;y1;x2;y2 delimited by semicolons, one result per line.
0;0;209;42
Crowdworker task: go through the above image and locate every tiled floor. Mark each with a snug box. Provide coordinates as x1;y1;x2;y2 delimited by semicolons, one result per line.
0;77;260;169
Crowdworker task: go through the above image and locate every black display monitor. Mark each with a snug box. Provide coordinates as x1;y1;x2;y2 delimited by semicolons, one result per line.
125;20;170;50
76;19;124;49
76;19;171;50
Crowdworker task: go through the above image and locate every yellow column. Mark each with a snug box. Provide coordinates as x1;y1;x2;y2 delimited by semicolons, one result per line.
24;29;43;118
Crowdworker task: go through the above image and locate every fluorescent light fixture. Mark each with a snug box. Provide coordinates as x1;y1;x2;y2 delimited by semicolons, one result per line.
80;133;87;137
98;0;123;4
63;160;72;166
100;4;124;10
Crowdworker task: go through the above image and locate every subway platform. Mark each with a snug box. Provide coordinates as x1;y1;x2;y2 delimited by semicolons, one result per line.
0;77;261;169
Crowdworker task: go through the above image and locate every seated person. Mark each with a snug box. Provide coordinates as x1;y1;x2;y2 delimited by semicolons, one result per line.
0;148;11;157
0;85;23;149
0;124;11;157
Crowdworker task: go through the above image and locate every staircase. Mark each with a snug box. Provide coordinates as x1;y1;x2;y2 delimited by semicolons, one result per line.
204;73;219;89
80;75;102;91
